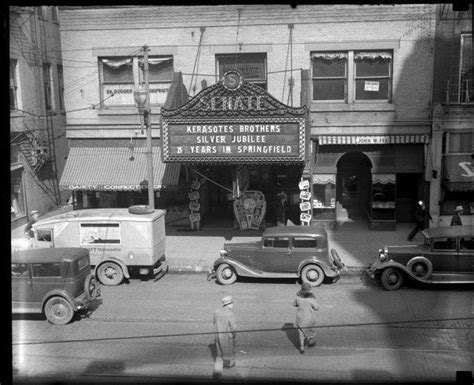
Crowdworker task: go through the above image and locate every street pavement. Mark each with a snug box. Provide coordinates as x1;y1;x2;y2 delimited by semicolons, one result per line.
11;206;418;275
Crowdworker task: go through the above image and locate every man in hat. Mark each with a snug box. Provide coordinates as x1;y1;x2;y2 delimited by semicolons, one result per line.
408;201;432;241
213;295;237;373
24;210;40;239
293;282;319;354
450;206;463;226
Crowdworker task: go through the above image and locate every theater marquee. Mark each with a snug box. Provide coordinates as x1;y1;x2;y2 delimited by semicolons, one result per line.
161;70;307;163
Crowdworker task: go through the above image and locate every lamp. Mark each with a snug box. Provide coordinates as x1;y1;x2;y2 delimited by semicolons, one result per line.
134;86;148;115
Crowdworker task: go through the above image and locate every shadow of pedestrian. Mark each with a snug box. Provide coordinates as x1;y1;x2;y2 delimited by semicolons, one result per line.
282;322;299;350
208;342;224;380
208;342;217;362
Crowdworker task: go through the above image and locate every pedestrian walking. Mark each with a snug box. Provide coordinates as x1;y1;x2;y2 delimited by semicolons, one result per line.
213;296;237;376
293;282;319;354
407;201;432;241
275;191;287;226
24;210;40;239
450;205;463;226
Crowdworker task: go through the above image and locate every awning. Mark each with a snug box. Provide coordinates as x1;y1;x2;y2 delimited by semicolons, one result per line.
442;154;474;192
59;147;181;191
315;135;429;145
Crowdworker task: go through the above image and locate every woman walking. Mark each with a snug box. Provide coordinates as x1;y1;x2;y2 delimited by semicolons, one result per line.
293;282;319;354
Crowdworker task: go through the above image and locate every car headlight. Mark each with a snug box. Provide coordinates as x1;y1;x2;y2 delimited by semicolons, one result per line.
378;247;388;262
219;249;228;257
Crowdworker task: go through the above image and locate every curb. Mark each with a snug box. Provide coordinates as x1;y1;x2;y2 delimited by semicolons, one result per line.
166;265;366;275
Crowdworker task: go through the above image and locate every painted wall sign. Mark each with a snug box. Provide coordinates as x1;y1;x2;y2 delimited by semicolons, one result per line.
103;83;170;105
66;184;161;191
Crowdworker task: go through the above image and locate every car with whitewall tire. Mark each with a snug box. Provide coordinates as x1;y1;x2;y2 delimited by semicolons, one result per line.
367;225;474;290
208;225;344;287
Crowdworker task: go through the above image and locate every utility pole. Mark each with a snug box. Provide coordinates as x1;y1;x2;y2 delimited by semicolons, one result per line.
143;44;155;208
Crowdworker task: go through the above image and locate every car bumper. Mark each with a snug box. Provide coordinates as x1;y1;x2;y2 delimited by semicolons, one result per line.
74;290;101;311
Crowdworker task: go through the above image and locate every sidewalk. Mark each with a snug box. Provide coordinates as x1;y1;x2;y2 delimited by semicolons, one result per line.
11;207;420;275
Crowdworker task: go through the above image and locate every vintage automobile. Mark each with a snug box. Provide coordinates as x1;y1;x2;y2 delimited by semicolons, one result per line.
367;225;474;290
12;247;101;324
208;225;345;286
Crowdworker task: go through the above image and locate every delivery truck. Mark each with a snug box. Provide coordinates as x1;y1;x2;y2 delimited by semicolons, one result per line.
14;208;168;286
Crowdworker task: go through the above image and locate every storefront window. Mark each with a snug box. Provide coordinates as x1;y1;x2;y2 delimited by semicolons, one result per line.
312;174;336;220
43;63;54;112
371;174;396;221
311;50;392;103
216;53;267;90
100;56;173;106
440;191;473;216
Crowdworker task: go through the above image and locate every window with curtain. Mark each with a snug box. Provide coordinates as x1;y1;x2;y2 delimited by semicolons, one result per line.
138;56;173;105
312;50;392;103
311;52;347;101
10;59;18;110
216;53;267;90
100;56;173;106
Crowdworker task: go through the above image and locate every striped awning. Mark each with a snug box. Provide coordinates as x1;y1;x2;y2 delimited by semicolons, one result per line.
59;146;181;191
315;135;430;145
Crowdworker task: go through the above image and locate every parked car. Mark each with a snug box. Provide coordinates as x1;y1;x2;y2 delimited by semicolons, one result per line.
12;208;168;286
208;226;344;286
12;247;101;324
367;225;474;290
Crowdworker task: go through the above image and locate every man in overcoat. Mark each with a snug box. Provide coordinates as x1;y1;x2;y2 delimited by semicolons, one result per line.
407;201;432;241
214;296;237;371
293;282;319;354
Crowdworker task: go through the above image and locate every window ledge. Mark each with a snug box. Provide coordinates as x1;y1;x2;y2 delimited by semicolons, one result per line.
97;106;163;116
311;103;396;112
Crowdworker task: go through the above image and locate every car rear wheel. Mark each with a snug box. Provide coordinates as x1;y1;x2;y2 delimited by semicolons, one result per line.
215;264;237;285
301;264;325;287
380;267;404;291
330;249;345;269
44;296;74;325
84;274;99;300
97;262;124;286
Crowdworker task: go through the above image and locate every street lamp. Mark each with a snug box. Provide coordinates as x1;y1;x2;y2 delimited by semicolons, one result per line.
134;47;155;209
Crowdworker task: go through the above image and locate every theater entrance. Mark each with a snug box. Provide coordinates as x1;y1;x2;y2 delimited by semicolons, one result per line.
194;164;303;228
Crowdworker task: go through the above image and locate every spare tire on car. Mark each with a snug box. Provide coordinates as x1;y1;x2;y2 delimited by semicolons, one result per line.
128;205;154;215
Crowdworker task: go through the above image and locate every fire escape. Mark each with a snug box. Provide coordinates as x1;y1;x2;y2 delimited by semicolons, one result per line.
10;6;61;207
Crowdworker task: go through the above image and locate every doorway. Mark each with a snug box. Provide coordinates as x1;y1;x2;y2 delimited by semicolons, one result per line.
337;151;372;220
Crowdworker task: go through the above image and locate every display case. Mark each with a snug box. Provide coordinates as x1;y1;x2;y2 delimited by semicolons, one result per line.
370;174;396;230
312;174;336;222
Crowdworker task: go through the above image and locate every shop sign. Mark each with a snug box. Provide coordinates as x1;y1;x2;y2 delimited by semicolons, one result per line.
354;136;393;145
364;81;380;91
300;213;312;223
163;121;302;162
299;201;312;211
66;184;160;191
189;213;201;223
189;202;200;211
188;191;200;200
103;83;170;105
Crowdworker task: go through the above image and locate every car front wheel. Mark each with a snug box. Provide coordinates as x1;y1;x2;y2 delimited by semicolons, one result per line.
97;262;124;286
215;264;237;285
301;264;325;287
44;296;74;325
380;267;404;291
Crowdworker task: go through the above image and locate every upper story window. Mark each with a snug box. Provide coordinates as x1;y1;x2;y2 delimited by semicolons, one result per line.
460;33;473;103
10;59;18;110
311;50;392;103
51;6;58;21
43;63;54;112
99;56;173;107
57;64;65;110
216;53;267;90
37;6;43;18
446;132;472;153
